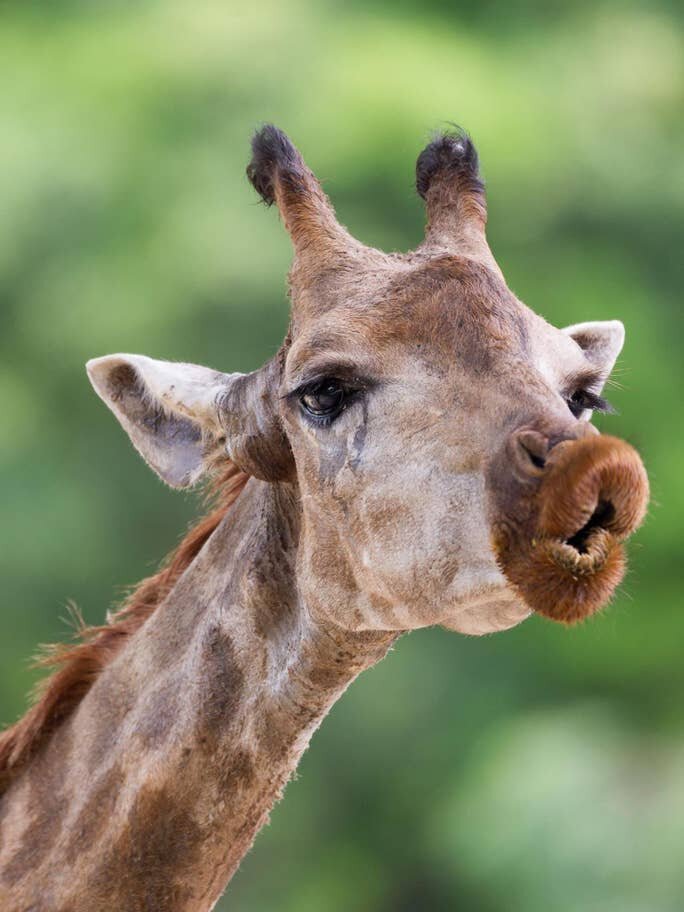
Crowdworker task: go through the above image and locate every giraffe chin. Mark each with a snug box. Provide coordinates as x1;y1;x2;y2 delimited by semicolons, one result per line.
493;434;649;625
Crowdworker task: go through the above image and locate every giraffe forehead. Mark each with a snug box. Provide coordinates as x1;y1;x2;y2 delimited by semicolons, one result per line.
287;259;532;381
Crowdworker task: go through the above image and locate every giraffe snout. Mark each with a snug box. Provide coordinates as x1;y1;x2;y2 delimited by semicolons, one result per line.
494;433;649;624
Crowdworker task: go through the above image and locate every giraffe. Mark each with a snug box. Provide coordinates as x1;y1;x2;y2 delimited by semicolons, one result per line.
0;125;649;911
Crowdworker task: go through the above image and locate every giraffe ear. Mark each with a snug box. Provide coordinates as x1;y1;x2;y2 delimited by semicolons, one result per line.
86;354;234;488
562;320;625;387
86;354;294;488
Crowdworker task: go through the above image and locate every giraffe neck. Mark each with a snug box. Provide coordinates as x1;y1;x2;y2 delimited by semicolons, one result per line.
0;478;396;912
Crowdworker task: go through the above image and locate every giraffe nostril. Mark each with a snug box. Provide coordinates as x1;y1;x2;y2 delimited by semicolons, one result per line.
513;430;550;476
522;442;546;470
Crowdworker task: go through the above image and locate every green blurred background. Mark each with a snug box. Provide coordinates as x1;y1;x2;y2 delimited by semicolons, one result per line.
1;1;682;909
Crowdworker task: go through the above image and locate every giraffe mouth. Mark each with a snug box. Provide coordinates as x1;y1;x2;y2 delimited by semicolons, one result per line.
544;499;617;572
493;435;649;624
564;498;615;553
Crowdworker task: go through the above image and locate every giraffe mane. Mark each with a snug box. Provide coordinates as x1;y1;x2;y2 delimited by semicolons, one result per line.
0;463;249;792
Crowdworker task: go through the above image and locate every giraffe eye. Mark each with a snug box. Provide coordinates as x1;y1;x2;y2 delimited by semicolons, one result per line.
566;389;614;419
300;379;346;422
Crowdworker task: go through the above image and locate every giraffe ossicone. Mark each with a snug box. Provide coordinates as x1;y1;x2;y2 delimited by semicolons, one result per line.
0;124;649;911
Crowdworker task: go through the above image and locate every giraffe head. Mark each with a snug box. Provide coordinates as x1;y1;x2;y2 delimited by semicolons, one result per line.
87;126;648;634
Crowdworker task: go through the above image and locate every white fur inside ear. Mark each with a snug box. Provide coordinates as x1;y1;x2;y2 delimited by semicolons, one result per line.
86;355;235;427
561;320;625;378
86;354;238;488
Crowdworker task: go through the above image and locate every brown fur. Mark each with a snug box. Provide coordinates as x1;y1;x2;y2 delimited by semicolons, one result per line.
0;463;249;789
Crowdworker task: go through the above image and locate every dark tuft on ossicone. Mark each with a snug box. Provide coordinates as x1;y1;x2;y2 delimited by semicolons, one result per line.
246;124;303;206
416;128;483;200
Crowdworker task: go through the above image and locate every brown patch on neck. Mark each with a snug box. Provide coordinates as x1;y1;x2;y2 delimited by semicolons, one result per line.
88;782;203;909
0;722;74;886
0;464;249;792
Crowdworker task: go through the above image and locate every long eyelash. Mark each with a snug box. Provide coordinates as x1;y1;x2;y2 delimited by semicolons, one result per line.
284;377;341;403
573;390;616;414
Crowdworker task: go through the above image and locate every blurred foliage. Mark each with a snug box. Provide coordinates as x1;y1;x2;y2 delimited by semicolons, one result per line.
0;1;682;909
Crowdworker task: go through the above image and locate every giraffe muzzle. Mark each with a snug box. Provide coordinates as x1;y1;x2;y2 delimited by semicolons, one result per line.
494;435;649;624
